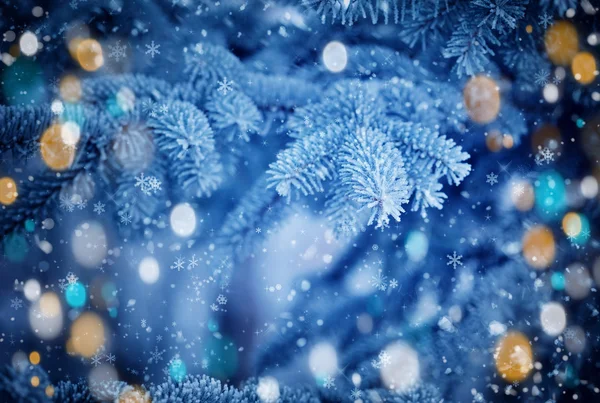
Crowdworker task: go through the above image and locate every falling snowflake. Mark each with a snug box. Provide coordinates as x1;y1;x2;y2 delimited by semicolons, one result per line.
389;278;398;289
105;353;116;364
93;201;106;215
142;99;157;115
108;40;127;62
119;211;133;225
446;251;463;269
158;104;169;114
538;13;553;29
350;388;362;400
91;353;103;367
75;198;87;210
371;350;392;369
216;294;227;305
217;77;235;95
135;172;162;196
210;303;219;311
145;41;161;58
535;147;555;165
323;375;335;389
66;272;79;285
171;256;185;271
486;172;498;186
59;195;75;212
147;346;165;364
10;297;23;310
534;69;550;86
512;183;525;197
188;254;199;270
370;269;388;291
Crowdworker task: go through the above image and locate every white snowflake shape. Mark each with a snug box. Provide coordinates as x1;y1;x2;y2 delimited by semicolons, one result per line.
188;254;199;269
216;294;227;305
59;195;75;212
370;269;388;291
134;172;161;196
389;278;398;289
322;375;335;389
171;256;185;271
512;183;525;197
371;350;391;369
75;198;87;210
378;351;391;367
93;201;106;215
534;69;550;86
105;353;116;364
108;40;127;62
91;353;103;367
536;147;555;165
145;41;161;58
446;251;463;269
538;13;553;29
350;388;362;400
486;172;498;186
147;346;165;364
10;297;23;310
119;211;133;225
217;77;234;95
66;272;79;285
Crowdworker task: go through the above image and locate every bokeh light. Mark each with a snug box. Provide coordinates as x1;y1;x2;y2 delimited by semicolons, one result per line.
71;312;106;357
19;31;38;56
29;292;63;340
24;279;41;301
257;376;280;402
0;177;18;205
71;221;107;269
76;38;104;71
522;225;555;270
322;41;347;73
405;230;428;262
494;331;533;382
308;342;338;379
139;256;160;284
40;123;76;171
534;170;566;220
540;302;566;336
168;358;187;382
379;341;420;392
545;21;579;66
565;263;592;300
65;281;87;308
463;75;500;124
571;51;597;85
170;203;196;237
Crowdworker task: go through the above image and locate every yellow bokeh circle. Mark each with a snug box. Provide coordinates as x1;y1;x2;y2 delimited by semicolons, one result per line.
76;39;104;72
29;351;41;365
495;331;533;382
463;75;500;124
522;225;555;270
0;177;17;205
545;21;579;66
70;312;106;358
571;52;597;85
40;124;77;171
